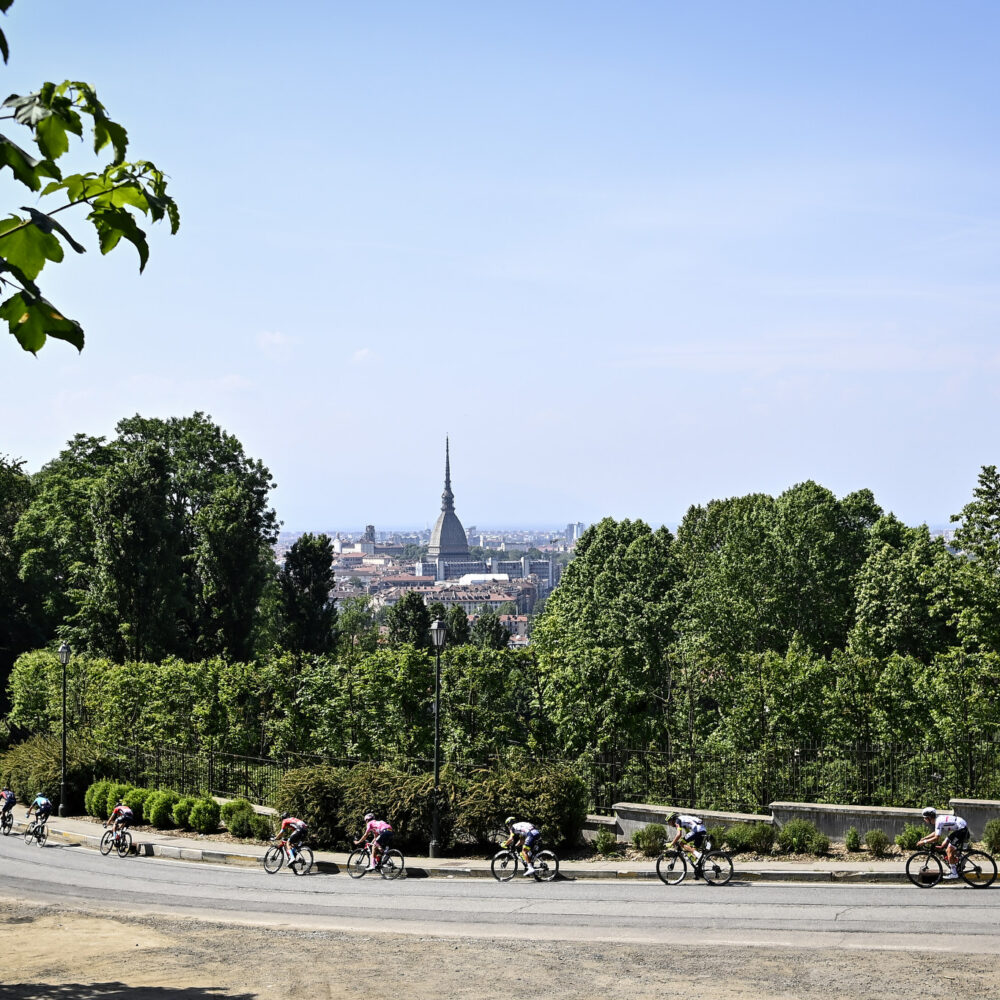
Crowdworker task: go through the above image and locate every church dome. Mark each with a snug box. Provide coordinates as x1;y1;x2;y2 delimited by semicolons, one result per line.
427;439;469;560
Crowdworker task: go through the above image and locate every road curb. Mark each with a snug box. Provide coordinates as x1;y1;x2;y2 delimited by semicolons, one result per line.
13;821;910;883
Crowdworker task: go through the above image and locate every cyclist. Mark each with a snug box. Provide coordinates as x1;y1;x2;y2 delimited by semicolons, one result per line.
276;813;308;865
355;812;393;870
26;793;52;825
1;786;14;821
502;816;541;876
918;806;970;880
106;800;134;842
666;811;708;862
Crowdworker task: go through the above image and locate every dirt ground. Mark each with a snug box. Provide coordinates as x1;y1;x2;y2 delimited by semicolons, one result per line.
3;899;999;1000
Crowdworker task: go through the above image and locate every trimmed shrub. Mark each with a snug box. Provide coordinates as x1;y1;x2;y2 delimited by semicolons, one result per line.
707;824;726;850
249;812;274;841
274;764;349;847
778;819;822;854
809;831;830;855
724;822;774;855
188;798;221;834
0;735;108;813
845;826;861;852
984;818;1000;855
123;786;152;824
146;790;180;829
895;823;924;852
864;829;890;857
85;779;112;819
221;799;255;838
172;796;199;828
633;823;668;857
105;782;133;818
594;826;620;856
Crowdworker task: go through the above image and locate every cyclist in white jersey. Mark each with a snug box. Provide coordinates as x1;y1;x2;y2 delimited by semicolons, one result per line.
502;816;541;876
666;812;708;862
918;807;969;880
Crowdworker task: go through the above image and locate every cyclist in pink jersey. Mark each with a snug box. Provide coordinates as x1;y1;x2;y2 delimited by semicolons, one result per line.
276;813;308;864
354;812;393;870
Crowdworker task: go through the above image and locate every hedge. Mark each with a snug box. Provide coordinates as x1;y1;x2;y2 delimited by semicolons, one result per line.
0;735;109;813
188;798;221;834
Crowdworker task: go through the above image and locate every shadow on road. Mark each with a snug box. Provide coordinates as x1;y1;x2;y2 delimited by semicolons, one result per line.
0;986;256;1000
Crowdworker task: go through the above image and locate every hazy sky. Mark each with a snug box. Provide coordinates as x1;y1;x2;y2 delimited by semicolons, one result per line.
1;1;998;531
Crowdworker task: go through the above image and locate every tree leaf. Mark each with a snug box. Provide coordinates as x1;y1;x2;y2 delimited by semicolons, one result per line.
0;213;64;279
0;133;43;190
89;205;148;270
21;206;87;254
0;291;84;353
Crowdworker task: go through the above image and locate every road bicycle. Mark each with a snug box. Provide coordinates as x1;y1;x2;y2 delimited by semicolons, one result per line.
263;837;314;876
490;846;560;882
1;809;12;836
905;841;997;888
23;816;48;847
100;827;133;858
656;845;734;886
347;841;405;880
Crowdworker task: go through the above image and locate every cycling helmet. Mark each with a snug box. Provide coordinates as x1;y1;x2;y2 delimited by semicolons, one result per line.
116;800;123;807
666;812;679;824
921;807;937;818
364;812;375;822
280;812;290;821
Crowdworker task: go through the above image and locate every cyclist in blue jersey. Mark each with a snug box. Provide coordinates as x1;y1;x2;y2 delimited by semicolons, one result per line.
26;794;52;824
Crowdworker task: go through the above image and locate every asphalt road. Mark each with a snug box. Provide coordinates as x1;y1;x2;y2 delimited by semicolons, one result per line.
3;833;999;952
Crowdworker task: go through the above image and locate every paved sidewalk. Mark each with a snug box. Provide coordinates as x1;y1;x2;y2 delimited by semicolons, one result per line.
5;814;917;883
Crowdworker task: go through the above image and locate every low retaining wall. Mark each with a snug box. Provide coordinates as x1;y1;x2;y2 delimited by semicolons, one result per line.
948;799;1000;839
769;802;924;840
611;802;770;843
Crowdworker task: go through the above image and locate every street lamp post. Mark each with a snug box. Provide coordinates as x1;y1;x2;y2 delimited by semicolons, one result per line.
428;618;447;859
58;643;70;817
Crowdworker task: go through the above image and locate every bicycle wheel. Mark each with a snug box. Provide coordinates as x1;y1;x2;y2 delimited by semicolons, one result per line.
700;851;734;886
379;849;405;880
532;850;559;882
656;850;688;886
291;846;314;876
906;850;943;888
347;849;370;878
1;811;12;835
263;845;284;874
35;823;48;847
959;850;997;888
100;830;115;856
116;830;132;857
491;849;519;882
23;821;36;846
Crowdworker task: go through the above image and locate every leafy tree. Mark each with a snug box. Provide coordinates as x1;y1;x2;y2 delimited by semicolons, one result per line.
0;454;39;697
277;533;337;655
0;0;179;353
445;604;470;646
950;465;1000;651
386;590;431;649
470;608;511;650
337;595;377;659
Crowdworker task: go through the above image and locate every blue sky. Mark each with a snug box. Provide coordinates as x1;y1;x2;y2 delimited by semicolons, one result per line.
1;1;998;531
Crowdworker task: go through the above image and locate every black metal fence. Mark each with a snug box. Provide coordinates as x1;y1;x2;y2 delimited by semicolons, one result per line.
106;740;1000;813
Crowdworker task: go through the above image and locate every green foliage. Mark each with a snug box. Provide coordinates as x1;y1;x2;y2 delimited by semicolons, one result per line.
470;609;511;650
122;786;151;823
777;819;824;854
386;590;432;649
188;797;220;834
145;790;179;828
172;796;198;828
274;765;348;847
633;823;668;857
249;812;274;841
982;819;1000;855
845;826;861;852
593;826;620;856
864;829;890;857
895;823;925;852
721;822;775;856
85;779;111;818
277;533;338;655
220;798;256;838
0;18;179;354
105;782;132;818
0;734;106;811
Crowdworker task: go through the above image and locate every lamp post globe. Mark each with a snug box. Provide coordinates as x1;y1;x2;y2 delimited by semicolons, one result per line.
428;619;447;858
58;643;71;817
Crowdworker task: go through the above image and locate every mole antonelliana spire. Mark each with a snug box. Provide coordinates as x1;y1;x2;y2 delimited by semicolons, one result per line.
427;437;469;560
